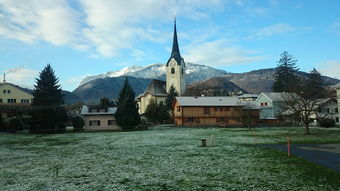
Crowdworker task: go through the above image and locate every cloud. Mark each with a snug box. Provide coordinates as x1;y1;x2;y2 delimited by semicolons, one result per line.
0;0;225;57
3;67;39;88
247;23;309;40
317;60;340;79
328;21;340;36
0;0;83;46
184;39;264;67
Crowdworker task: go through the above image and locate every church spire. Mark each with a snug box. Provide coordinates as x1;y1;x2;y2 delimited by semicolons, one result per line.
168;17;182;65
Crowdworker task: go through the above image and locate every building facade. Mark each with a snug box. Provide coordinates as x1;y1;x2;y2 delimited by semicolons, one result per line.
336;85;340;127
173;96;259;126
315;98;339;126
80;105;120;131
137;80;167;114
0;82;33;105
255;92;289;119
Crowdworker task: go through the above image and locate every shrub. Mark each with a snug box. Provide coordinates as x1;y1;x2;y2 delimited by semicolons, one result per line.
73;116;84;131
8;117;24;133
319;118;335;128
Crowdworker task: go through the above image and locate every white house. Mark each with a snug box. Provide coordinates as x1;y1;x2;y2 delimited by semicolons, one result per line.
80;105;120;131
254;92;291;119
315;98;338;125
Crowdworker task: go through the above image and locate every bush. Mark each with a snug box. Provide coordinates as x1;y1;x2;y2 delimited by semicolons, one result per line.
319;118;335;128
8;117;24;133
73;116;84;131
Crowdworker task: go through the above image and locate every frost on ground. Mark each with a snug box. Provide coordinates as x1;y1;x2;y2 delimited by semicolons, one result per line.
0;127;339;191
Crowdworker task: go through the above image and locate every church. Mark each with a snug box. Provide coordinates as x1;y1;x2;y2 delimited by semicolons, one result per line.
137;19;186;115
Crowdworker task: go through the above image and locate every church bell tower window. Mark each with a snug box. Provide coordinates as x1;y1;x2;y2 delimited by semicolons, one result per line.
171;68;175;74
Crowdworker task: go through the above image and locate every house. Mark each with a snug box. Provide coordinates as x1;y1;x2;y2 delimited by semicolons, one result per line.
172;96;259;126
0;79;33;118
136;79;167;115
238;94;259;101
80;105;120;131
137;18;186;115
336;83;340;126
315;98;338;125
254;92;291;119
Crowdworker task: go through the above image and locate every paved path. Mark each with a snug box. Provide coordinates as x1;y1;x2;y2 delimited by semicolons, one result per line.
257;143;340;172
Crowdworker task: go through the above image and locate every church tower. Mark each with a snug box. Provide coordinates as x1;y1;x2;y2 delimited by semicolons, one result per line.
166;18;186;95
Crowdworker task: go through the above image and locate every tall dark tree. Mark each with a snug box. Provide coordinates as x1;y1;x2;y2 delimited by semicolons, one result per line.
165;85;178;110
304;68;325;99
115;77;140;129
30;64;66;133
145;99;169;123
272;51;300;92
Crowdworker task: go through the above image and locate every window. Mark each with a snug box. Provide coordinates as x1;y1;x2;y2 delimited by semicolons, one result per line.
0;98;2;103
2;90;6;94
21;99;29;104
224;107;230;111
171;67;175;74
218;107;223;111
326;108;330;113
204;107;210;114
89;120;100;126
216;117;225;123
336;117;339;123
184;117;194;122
214;107;217;111
177;106;180;112
108;120;115;125
261;103;264;106
264;102;268;106
7;90;11;94
7;99;16;103
335;108;338;113
182;68;184;74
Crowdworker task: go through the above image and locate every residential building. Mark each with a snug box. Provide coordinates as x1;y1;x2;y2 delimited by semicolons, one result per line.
80;105;120;131
254;92;290;119
0;80;33;118
137;18;186;114
336;84;340;126
0;82;33;105
315;98;339;125
172;96;259;126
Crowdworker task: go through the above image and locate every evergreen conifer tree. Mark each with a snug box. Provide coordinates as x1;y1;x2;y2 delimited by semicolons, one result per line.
304;68;325;99
272;51;300;92
30;64;66;133
115;77;140;129
165;85;178;110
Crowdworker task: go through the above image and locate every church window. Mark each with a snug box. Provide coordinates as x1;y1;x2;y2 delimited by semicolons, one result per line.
171;67;175;74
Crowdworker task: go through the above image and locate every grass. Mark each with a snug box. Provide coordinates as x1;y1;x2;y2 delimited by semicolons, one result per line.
0;126;339;190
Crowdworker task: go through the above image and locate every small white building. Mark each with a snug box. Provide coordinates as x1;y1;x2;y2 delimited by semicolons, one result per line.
254;92;291;119
315;98;338;125
80;105;120;131
336;83;340;127
238;94;259;102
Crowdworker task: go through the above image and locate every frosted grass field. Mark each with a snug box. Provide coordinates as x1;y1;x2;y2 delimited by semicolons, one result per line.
1;126;340;190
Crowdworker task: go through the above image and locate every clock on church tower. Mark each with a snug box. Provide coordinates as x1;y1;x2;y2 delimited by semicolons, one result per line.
166;18;186;95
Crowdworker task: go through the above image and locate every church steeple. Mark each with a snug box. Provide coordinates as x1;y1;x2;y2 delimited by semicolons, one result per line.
167;17;183;66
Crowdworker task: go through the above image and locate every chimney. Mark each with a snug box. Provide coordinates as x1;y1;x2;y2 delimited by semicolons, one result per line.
3;73;5;83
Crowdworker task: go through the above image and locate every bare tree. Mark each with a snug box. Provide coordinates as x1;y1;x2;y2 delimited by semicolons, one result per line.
281;93;321;134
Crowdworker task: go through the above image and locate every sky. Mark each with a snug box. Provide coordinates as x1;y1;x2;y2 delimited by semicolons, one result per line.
0;0;339;91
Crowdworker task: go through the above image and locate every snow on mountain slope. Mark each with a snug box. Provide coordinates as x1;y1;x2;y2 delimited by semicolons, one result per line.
78;63;227;87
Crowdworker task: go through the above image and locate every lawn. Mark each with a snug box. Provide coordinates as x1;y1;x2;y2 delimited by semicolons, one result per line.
0;126;339;190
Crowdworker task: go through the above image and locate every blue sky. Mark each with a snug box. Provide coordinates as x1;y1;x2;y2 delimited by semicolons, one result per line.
0;0;339;91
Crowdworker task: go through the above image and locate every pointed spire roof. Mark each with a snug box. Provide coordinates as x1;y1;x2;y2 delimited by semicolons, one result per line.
167;17;184;66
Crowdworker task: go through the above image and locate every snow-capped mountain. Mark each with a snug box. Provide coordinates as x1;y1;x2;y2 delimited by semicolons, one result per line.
79;62;227;87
